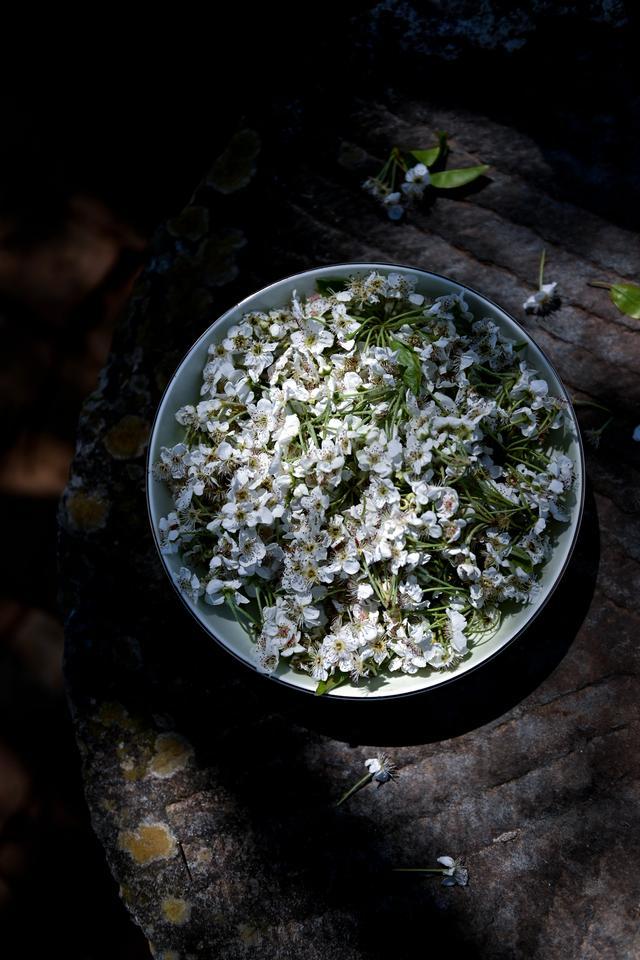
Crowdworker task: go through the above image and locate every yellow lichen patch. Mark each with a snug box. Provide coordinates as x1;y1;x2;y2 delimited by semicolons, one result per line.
120;757;148;782
103;414;150;460
167;205;209;241
119;883;135;904
207;128;261;194
149;733;194;779
66;490;109;532
118;822;177;865
148;942;179;960
161;896;192;926
95;701;137;730
116;737;154;781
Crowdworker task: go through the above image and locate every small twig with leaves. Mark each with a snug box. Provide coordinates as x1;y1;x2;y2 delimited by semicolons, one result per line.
362;132;489;220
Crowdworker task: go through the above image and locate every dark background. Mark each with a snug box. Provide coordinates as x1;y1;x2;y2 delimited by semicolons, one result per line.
0;7;637;956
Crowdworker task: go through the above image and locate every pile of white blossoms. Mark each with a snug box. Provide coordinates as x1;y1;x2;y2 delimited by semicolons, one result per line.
154;270;576;693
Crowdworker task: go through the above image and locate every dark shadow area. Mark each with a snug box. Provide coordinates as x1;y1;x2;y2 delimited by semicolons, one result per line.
1;496;60;613
0;608;151;959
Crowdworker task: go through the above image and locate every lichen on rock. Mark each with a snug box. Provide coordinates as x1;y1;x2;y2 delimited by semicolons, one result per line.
65;488;109;532
149;733;194;779
206;129;261;194
118;822;178;866
103;414;150;460
161;897;192;926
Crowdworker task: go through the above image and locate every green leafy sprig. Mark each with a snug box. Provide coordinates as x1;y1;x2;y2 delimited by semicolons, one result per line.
362;132;489;220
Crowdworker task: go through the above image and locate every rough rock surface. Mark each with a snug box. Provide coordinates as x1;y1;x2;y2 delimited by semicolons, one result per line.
58;99;640;959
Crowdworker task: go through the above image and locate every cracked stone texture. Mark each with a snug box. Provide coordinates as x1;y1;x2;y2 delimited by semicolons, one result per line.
58;99;640;959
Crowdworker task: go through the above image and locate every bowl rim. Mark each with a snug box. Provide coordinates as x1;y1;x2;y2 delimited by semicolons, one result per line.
145;260;586;702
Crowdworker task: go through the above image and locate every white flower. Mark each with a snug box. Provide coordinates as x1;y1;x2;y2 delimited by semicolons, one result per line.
457;560;481;582
382;191;405;220
434;487;459;520
159;512;181;554
288;592;321;627
388;636;428;674
223;368;254;404
330;303;361;348
445;608;468;655
511;406;537;437
204;578;249;606
364;753;398;784
236;530;267;576
173;566;203;603
157;443;189;480
175;404;197;427
369;477;401;508
313;439;345;475
272;413;300;448
291;319;334;356
336;751;398;806
223;322;253;353
244;338;277;377
437;856;469;886
397;577;426;609
401;163;430;199
523;281;559;315
255;643;280;675
362;177;385;200
320;628;359;672
307;644;329;681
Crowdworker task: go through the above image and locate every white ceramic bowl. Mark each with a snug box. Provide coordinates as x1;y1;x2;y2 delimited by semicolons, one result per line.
146;262;585;699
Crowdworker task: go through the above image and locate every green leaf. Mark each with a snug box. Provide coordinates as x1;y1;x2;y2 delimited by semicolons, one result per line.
508;546;534;571
403;361;422;396
391;339;422;395
409;131;449;170
315;673;349;696
429;164;490;189
316;277;349;296
411;146;440;168
610;283;640;319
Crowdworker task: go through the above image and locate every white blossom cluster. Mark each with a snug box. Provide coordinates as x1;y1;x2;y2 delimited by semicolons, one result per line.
154;270;576;693
363;163;430;220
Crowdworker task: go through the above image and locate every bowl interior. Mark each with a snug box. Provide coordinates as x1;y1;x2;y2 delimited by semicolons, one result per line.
147;263;584;699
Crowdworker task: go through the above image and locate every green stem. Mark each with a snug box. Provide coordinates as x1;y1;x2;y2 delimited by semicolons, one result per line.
336;772;373;807
538;247;546;289
572;398;611;413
